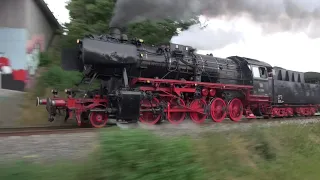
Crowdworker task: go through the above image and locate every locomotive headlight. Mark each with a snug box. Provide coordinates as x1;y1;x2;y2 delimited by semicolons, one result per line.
64;89;72;95
51;89;58;95
76;39;82;44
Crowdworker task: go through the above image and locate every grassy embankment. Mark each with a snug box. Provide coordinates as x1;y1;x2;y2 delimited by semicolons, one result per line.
2;123;320;180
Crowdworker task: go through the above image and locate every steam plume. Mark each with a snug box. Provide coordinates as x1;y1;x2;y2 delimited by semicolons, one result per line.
110;0;320;38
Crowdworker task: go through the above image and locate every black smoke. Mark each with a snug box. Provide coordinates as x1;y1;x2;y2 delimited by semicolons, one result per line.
110;0;320;38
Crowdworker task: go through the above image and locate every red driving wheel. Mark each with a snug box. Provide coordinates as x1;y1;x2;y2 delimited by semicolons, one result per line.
189;99;208;124
139;97;161;125
89;111;108;128
210;98;227;122
167;98;187;124
228;98;243;122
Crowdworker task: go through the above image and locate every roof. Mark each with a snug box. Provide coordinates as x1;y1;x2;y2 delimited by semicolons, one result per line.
228;56;272;68
33;0;62;32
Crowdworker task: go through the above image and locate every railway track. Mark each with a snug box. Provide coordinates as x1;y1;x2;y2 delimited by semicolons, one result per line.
218;115;320;124
1;115;320;137
0;126;99;137
151;115;320;125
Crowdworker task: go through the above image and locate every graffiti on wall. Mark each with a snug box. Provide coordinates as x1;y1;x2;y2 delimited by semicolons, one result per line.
0;28;45;91
26;35;44;75
0;53;26;91
25;35;45;89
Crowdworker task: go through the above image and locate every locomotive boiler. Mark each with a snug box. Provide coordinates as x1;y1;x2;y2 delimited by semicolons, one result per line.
63;28;253;86
36;27;320;128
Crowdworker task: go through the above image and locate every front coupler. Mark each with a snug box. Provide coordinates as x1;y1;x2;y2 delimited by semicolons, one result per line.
36;90;67;122
36;89;109;127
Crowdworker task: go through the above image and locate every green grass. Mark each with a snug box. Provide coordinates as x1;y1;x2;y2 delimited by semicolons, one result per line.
2;124;320;180
195;123;320;180
0;129;204;180
97;129;204;180
0;162;82;180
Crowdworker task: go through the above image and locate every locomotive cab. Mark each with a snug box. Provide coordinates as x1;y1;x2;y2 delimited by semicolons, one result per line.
227;56;272;96
249;64;272;96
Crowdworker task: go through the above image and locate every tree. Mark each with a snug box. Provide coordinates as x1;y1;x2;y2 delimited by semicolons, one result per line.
63;0;198;46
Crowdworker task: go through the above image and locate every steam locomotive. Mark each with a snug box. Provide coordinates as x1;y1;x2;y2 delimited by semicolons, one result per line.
36;28;320;128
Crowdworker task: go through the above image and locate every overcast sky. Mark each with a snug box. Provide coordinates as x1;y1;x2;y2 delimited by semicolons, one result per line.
44;0;320;73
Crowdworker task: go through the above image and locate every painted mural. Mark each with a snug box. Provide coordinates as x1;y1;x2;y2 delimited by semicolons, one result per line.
25;35;44;89
0;28;44;91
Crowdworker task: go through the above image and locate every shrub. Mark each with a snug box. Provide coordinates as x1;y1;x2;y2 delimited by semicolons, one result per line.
39;52;52;67
92;129;205;180
38;65;82;91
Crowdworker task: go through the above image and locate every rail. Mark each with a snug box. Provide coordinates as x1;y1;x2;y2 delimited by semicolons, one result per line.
0;126;99;137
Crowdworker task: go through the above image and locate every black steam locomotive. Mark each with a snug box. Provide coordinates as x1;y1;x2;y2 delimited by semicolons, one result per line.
36;28;320;127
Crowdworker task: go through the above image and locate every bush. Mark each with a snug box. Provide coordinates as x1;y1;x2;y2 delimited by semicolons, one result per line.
39;52;52;67
38;65;82;92
92;129;205;180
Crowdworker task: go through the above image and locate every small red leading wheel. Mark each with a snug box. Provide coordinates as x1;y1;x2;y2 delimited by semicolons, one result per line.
167;98;187;124
228;98;243;122
139;97;162;125
89;112;108;128
189;99;208;124
210;98;227;122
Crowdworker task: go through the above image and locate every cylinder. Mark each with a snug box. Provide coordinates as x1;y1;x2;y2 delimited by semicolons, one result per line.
36;97;47;106
51;99;66;107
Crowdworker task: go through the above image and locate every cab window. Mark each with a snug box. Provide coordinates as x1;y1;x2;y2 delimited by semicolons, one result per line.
252;66;267;79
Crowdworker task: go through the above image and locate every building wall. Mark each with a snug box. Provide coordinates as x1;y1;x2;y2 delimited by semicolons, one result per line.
26;0;54;50
0;27;46;91
0;0;54;92
0;28;28;91
0;0;26;28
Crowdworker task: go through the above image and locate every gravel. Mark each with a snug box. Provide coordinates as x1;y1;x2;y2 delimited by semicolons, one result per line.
0;132;98;164
1;116;320;163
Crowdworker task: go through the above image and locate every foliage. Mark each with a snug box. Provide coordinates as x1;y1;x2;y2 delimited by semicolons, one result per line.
63;0;198;47
194;123;320;180
95;129;204;180
0;162;80;180
38;52;51;67
38;65;82;91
